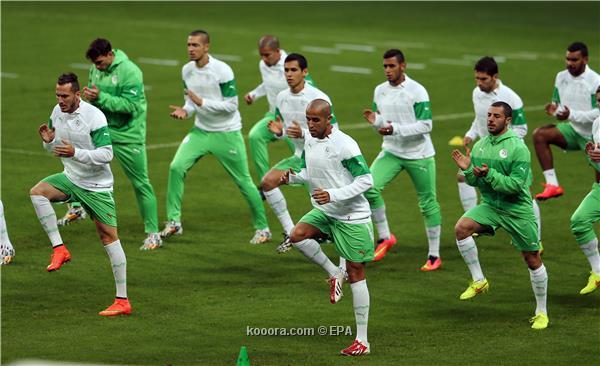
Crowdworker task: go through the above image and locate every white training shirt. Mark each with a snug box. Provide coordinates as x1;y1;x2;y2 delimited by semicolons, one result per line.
553;65;600;138
275;83;336;158
466;80;528;140
46;100;114;191
182;55;242;132
290;129;373;223
371;75;435;160
249;50;289;114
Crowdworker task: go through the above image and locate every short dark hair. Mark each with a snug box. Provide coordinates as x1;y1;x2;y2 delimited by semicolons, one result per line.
567;42;588;57
57;72;80;92
491;101;512;119
474;56;498;76
383;49;405;63
189;29;210;43
86;38;112;61
285;53;308;70
258;35;279;49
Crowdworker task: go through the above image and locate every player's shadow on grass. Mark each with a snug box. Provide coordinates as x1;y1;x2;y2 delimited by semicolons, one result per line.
549;293;600;309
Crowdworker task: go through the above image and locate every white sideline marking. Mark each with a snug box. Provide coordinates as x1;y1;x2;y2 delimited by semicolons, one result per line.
1;105;547;156
335;43;375;52
430;58;471;66
1;148;46;156
69;63;90;70
213;54;242;62
138;57;179;66
409;63;426;70
502;52;539;61
1;72;19;78
380;40;430;49
301;46;341;55
146;142;181;150
463;55;506;63
330;65;372;75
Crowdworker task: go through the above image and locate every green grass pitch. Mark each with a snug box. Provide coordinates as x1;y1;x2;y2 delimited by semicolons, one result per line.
1;2;599;365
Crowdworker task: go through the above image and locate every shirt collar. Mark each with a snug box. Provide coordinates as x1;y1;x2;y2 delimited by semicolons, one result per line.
390;74;410;88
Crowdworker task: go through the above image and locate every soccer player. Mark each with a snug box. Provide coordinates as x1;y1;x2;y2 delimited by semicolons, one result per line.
571;86;600;295
29;73;130;316
452;101;548;330
244;35;295;184
164;30;271;244
362;49;440;270
533;42;600;200
457;56;541;240
260;53;332;239
0;200;15;265
280;99;374;356
61;38;162;251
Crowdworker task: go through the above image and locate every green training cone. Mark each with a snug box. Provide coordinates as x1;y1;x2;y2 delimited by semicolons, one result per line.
236;346;249;366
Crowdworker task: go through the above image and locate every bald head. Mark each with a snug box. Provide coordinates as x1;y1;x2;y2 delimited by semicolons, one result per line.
306;99;333;139
258;35;279;49
306;99;331;117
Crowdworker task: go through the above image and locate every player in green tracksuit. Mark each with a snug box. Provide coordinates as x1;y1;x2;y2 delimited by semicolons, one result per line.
452;101;549;330
570;87;600;295
163;30;271;245
80;38;161;250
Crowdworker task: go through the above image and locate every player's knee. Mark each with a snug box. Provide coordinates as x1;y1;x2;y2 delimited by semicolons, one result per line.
418;198;439;215
454;221;471;239
346;262;365;283
29;186;41;196
523;253;542;269
260;174;278;191
532;125;553;143
169;161;186;176
29;183;46;197
248;125;261;142
569;212;586;234
364;187;380;205
289;227;307;243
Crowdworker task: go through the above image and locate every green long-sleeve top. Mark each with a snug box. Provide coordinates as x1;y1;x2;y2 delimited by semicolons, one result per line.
462;129;534;216
88;49;147;144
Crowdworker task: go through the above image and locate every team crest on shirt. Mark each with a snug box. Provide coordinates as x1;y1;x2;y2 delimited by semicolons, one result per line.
111;75;118;85
499;149;508;158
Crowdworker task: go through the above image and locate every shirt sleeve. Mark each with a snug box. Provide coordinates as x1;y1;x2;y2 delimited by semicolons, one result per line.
465;119;479;140
249;82;266;99
43;109;59;152
372;88;386;128
181;78;196;117
392;86;433;137
198;64;239;113
289;150;307;184
551;73;561;104
482;144;530;194
568;91;600;123
95;63;144;115
72;109;113;165
510;94;528;138
465;89;479;139
325;139;373;202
